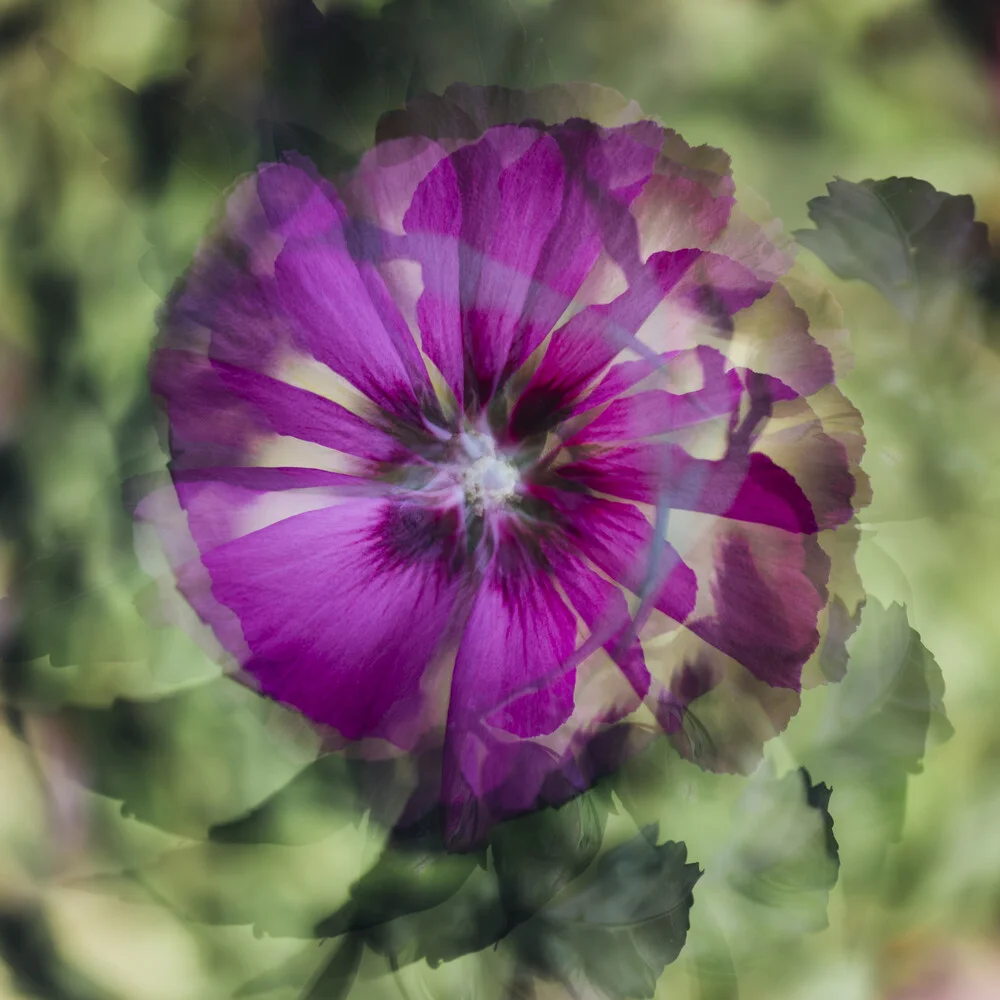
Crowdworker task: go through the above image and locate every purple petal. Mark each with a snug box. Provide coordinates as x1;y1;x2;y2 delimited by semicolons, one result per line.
161;159;437;432
503;121;662;376
629;250;775;355
567;350;743;444
172;467;389;494
752;390;863;531
559;444;819;535
251;159;435;419
167;251;284;376
402;121;667;410
256;158;344;242
349;139;453;224
508;249;703;438
198;499;462;746
443;525;578;837
450;529;578;737
687;527;828;691
463;132;567;402
729;284;836;398
634;171;735;257
152;349;408;469
405;128;568;405
273;230;431;419
547;547;650;703
401;165;466;406
537;487;697;625
509;249;769;439
642;515;830;769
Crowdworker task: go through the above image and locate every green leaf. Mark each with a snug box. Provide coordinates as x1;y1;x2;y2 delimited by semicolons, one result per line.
490;790;609;926
314;811;484;938
232;939;361;999
684;908;739;1000
234;937;365;1000
363;863;507;969
72;837;363;939
795;177;991;318
38;680;282;838
720;766;839;935
209;754;357;845
816;600;952;772
808;599;952;842
510;831;702;999
354;792;612;973
298;936;364;1000
610;736;702;838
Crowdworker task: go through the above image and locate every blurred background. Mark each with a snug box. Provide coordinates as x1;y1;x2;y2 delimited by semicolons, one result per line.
3;0;1000;997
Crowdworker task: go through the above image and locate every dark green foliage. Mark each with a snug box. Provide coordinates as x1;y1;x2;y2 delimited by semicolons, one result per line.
491;790;608;925
795;176;992;318
360;862;508;969
313;796;608;965
509;830;701;999
298;937;364;1000
612;741;845;956
303;794;698;997
314;810;486;939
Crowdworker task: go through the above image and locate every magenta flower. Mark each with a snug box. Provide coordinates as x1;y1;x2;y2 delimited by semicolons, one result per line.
147;84;867;848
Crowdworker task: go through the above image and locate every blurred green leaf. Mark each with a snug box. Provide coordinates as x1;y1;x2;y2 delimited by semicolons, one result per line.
611;735;703;838
719;767;839;935
45;684;225;836
233;942;337;998
684;908;739;1000
73;829;369;939
363;862;507;969
210;754;357;846
808;599;952;843
795;176;992;318
340;794;610;972
6;547;148;670
314;810;484;938
490;790;609;926
510;830;701;1000
41;679;303;838
297;935;364;1000
0;908;110;1000
815;600;952;770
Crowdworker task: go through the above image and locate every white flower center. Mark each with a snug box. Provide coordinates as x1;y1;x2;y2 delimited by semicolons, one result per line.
463;454;519;509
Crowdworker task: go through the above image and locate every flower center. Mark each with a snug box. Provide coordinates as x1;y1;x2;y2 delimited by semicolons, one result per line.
462;454;519;510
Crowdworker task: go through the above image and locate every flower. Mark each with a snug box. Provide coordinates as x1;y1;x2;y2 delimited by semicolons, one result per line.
146;83;867;848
